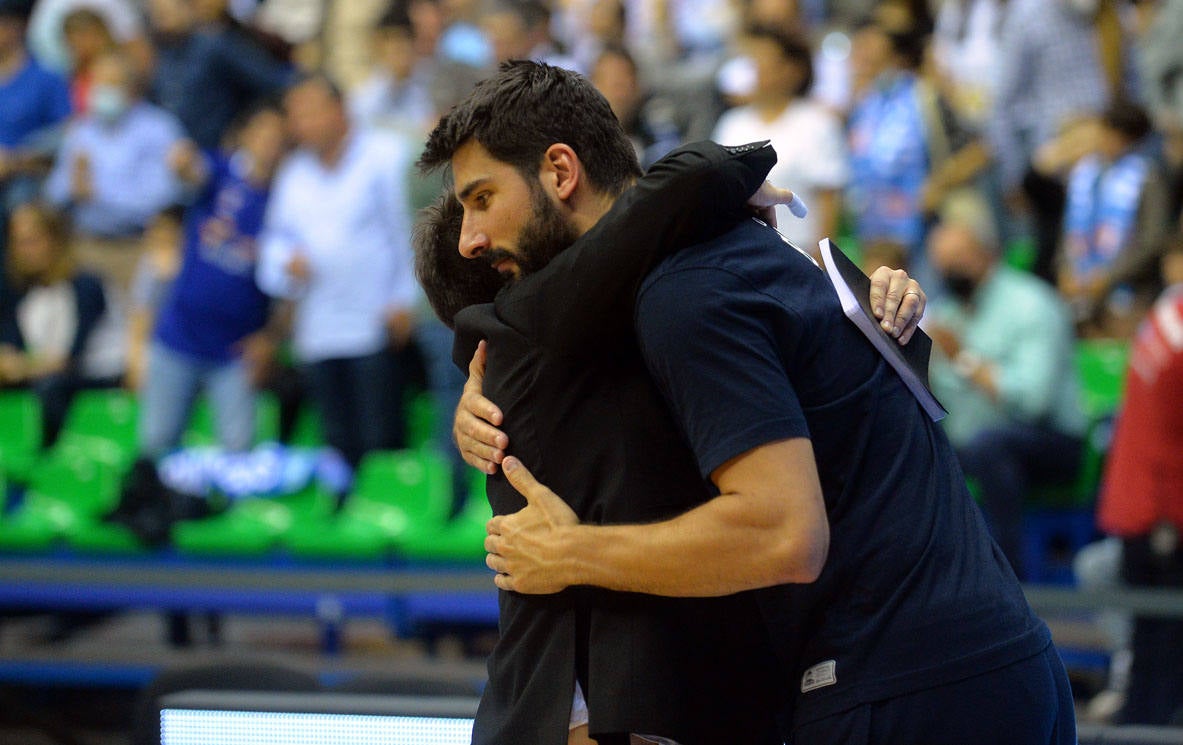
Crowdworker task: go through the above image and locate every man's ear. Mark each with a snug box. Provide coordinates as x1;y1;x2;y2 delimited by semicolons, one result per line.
541;143;581;203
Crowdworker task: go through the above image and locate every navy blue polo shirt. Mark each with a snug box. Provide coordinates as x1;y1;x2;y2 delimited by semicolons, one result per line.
635;218;1050;729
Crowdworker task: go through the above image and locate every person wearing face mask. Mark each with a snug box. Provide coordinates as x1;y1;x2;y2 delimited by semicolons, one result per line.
43;48;185;292
925;192;1087;579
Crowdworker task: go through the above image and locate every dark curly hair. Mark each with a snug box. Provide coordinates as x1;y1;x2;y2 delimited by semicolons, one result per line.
418;60;642;194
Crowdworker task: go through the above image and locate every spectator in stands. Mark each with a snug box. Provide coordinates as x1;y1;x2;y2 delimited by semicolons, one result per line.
437;0;495;69
173;0;292;150
713;25;846;254
926;192;1087;578
1133;0;1183;217
43;49;185;289
0;201;124;444
1095;233;1183;725
590;44;681;171
930;0;1004;130
124;203;182;392
143;0;196;118
481;0;580;71
137;102;288;459
0;0;70;255
1059;99;1171;336
989;0;1125;283
27;0;149;77
846;18;987;285
60;6;115;114
560;0;628;75
258;74;418;469
348;2;436;138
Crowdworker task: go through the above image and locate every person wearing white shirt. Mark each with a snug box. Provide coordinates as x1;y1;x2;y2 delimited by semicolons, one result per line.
712;25;848;254
258;73;418;467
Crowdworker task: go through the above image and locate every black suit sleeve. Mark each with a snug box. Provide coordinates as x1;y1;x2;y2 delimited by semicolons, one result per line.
520;140;776;352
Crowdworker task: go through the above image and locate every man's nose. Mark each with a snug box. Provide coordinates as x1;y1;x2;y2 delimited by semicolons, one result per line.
459;222;490;259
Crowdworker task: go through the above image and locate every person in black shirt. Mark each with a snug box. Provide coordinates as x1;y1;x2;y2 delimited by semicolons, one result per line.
423;61;1075;744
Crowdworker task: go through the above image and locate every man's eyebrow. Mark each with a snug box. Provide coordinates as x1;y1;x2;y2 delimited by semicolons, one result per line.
457;178;490;202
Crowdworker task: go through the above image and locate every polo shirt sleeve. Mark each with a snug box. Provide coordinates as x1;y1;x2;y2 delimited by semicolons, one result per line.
636;263;811;480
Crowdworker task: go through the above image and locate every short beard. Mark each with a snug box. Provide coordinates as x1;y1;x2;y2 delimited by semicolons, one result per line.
492;180;579;281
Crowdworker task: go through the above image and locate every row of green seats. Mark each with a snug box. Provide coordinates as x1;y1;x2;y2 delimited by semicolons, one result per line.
1;388;488;562
0;389;293;552
68;448;489;562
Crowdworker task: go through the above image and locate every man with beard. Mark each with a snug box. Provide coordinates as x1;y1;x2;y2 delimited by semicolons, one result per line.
415;137;924;744
418;136;797;745
429;61;1077;745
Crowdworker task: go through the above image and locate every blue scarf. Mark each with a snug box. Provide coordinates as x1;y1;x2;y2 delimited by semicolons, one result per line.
1063;151;1150;276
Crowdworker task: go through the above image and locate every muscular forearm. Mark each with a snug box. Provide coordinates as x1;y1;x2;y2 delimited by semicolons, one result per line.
557;492;823;597
487;441;829;597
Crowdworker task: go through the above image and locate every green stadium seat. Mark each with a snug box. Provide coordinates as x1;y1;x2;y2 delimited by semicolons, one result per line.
1074;338;1130;420
1003;237;1037;272
401;468;491;562
285;449;453;560
0;391;42;484
406;392;439;451
286;404;324;447
172;483;335;557
0;456;121;551
65;519;146;554
52;389;139;472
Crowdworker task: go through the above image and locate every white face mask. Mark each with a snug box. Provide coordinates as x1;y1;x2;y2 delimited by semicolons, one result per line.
90;85;129;123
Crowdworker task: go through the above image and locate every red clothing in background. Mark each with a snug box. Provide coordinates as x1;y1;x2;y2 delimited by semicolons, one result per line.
1098;285;1183;537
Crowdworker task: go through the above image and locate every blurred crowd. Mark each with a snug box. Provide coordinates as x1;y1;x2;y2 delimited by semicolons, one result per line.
1;0;1183;724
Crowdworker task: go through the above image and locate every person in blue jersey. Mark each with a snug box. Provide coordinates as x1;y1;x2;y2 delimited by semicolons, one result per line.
434;61;1076;745
137;100;288;458
0;0;71;255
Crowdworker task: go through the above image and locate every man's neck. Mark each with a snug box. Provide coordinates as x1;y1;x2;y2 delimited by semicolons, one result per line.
570;183;629;238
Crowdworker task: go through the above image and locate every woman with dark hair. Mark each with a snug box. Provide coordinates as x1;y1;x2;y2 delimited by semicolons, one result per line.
0;201;124;443
713;24;847;255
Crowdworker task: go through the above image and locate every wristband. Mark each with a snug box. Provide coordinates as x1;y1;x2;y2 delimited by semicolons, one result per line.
787;193;808;219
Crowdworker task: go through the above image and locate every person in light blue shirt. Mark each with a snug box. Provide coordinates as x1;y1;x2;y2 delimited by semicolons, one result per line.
43;49;184;239
925;193;1087;579
258;74;419;468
